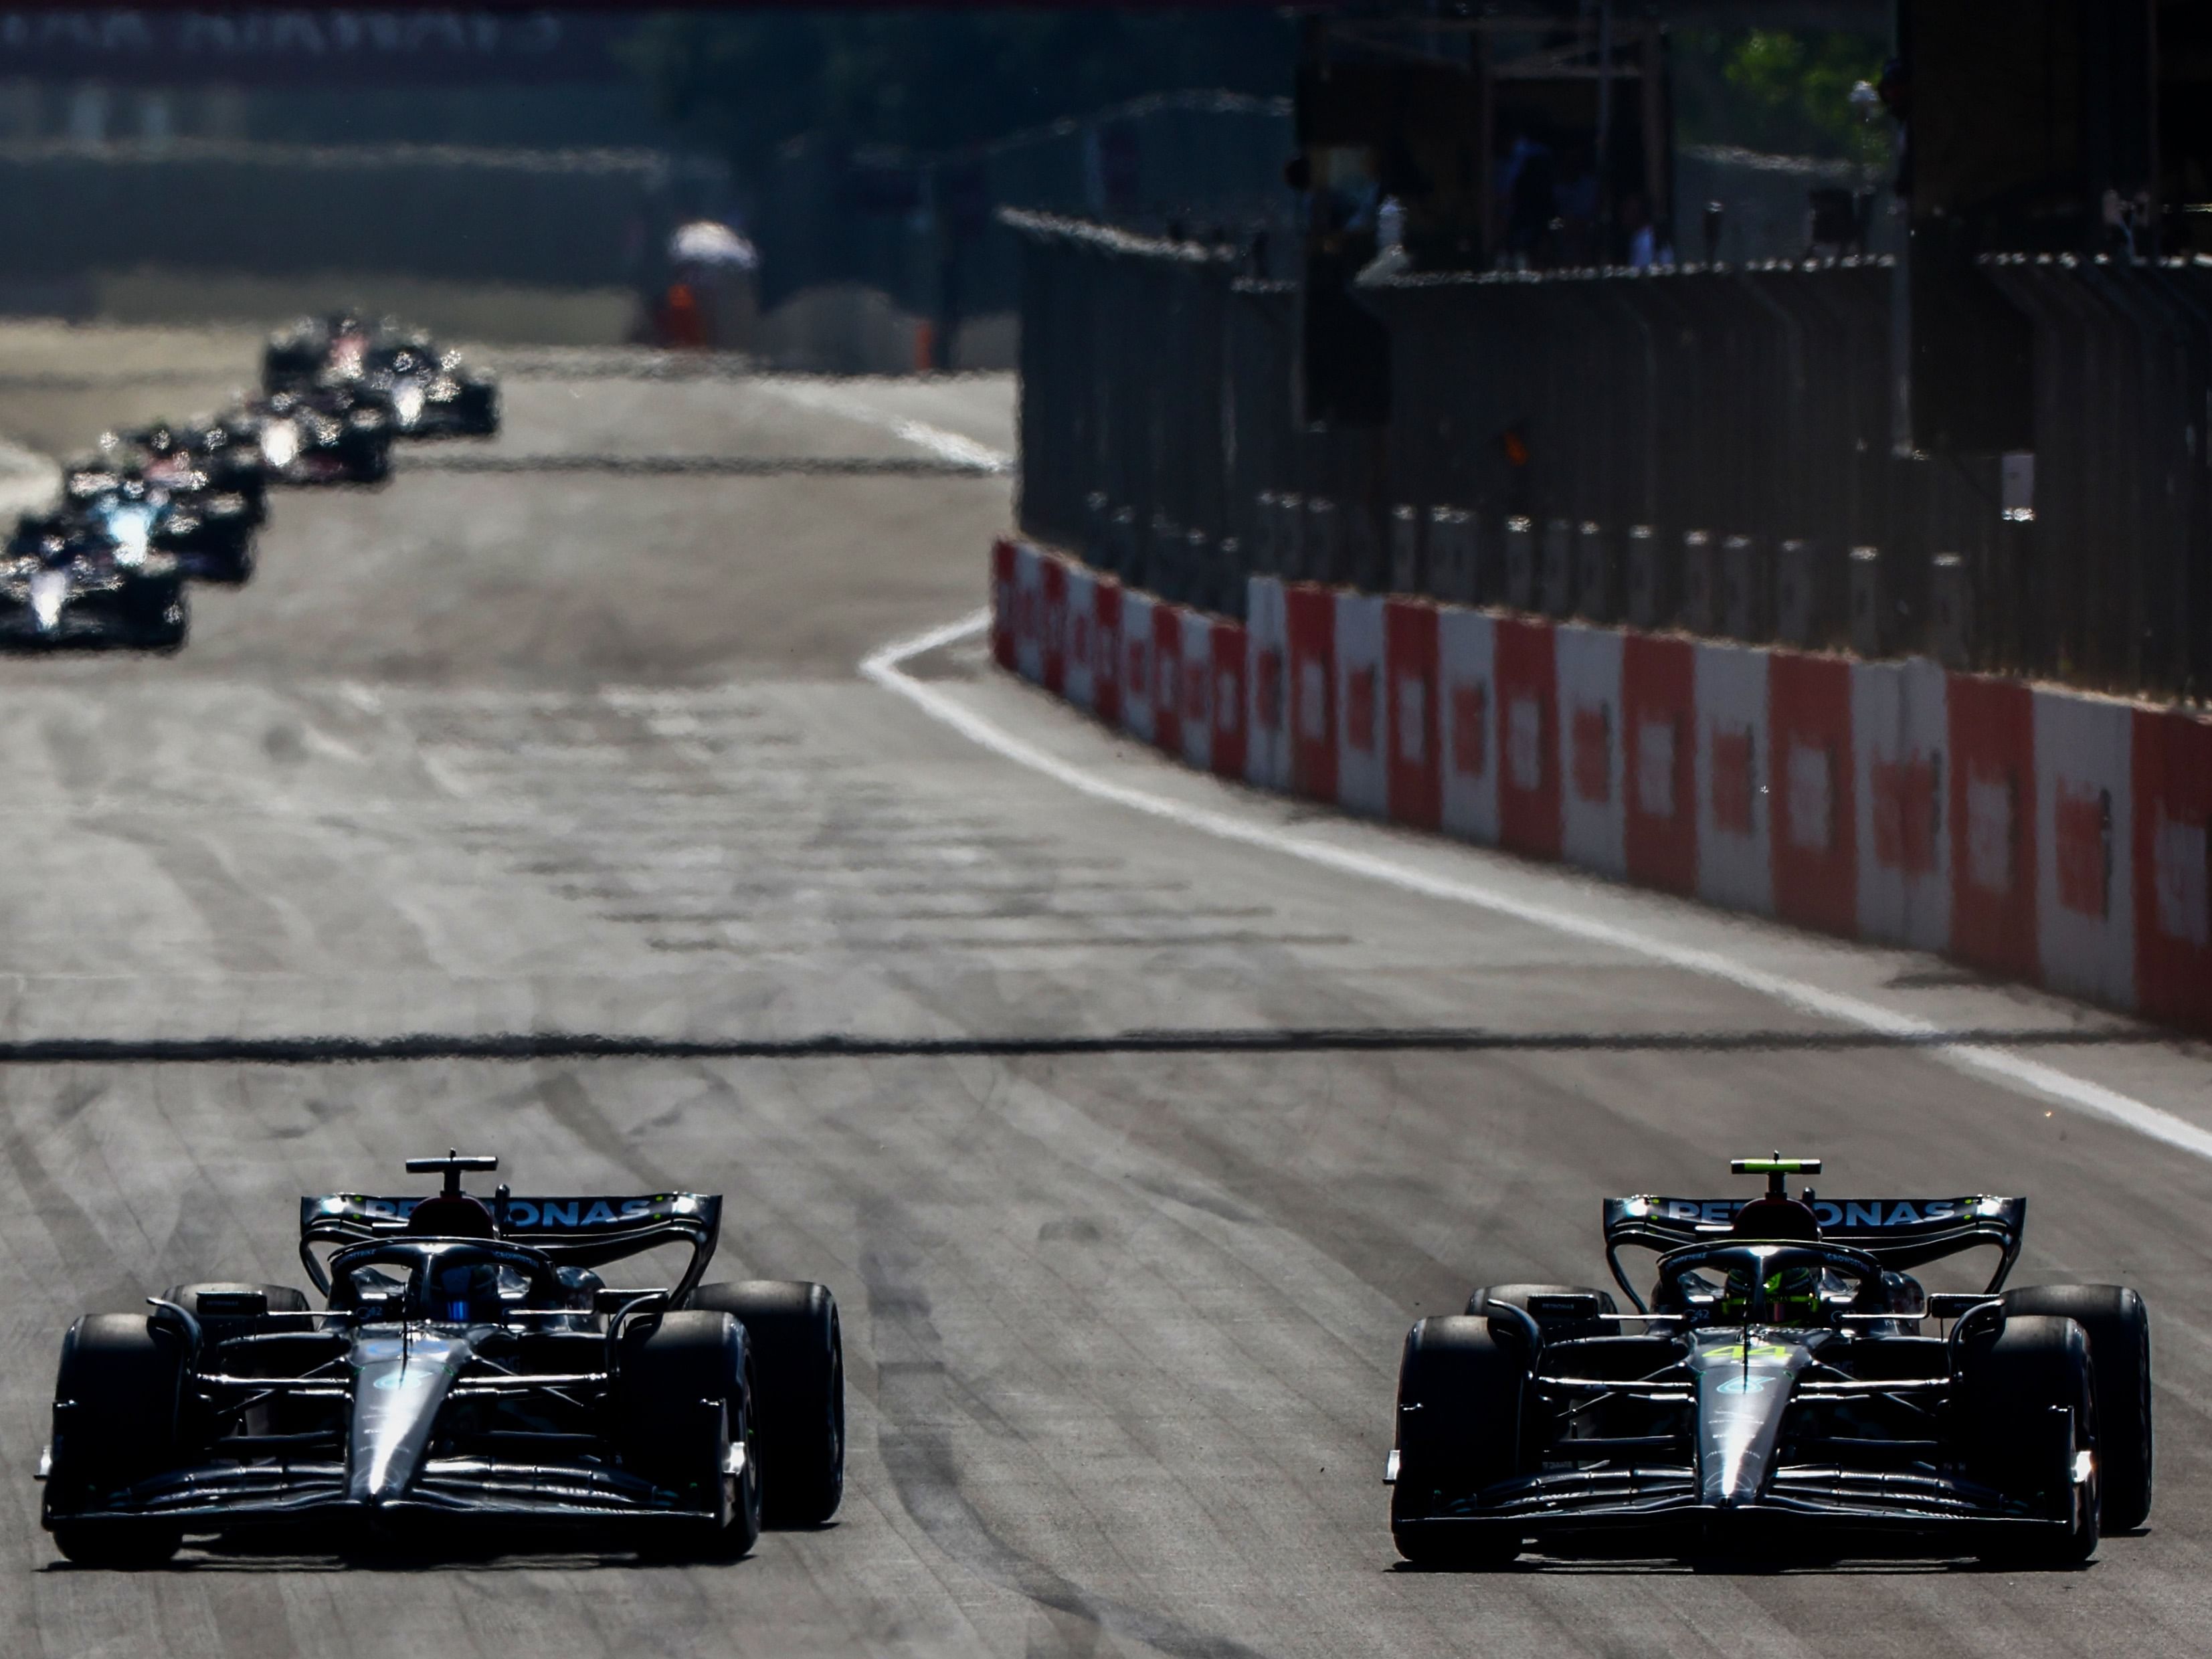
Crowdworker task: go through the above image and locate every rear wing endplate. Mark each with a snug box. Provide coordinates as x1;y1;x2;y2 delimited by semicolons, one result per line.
1602;1194;2025;1309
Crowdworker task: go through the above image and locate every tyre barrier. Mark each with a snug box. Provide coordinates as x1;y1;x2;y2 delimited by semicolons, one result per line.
994;538;2212;1036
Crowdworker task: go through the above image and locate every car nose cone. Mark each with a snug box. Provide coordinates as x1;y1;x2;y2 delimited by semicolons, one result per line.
347;1330;474;1505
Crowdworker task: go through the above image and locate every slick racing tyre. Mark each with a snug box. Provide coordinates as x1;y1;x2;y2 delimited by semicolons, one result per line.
262;341;320;393
1390;1316;1526;1568
341;431;391;485
2004;1284;2152;1530
690;1280;844;1526
617;1310;761;1560
456;382;499;435
124;579;187;653
47;1313;187;1567
1959;1312;2100;1566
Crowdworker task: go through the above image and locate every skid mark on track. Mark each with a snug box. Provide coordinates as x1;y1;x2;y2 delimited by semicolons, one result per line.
383;682;1313;967
0;1081;140;1313
859;1240;1275;1659
865;613;2212;1168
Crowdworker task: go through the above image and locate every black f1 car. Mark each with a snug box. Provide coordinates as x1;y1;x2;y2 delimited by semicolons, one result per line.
1388;1157;2152;1567
229;387;391;486
39;1152;844;1565
112;419;272;527
0;512;187;650
62;465;256;585
264;313;498;437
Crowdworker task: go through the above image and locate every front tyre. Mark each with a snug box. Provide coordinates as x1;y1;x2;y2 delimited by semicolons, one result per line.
618;1310;759;1560
1390;1316;1526;1568
1960;1313;2100;1567
2003;1284;2152;1531
690;1280;844;1526
45;1312;187;1565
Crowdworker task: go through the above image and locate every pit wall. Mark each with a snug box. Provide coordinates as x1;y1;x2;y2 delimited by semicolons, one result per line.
993;539;2212;1037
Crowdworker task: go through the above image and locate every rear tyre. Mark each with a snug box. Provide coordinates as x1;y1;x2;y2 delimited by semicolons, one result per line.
690;1280;844;1526
345;437;391;485
458;384;500;435
617;1310;761;1560
1960;1313;2100;1566
2003;1284;2152;1531
122;579;187;652
45;1313;187;1565
1390;1316;1526;1568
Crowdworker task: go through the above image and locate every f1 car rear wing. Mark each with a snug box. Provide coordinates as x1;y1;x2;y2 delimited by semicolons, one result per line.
1602;1193;2025;1308
298;1191;722;1301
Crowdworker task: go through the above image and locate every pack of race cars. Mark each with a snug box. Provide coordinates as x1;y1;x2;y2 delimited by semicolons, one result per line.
1;312;497;653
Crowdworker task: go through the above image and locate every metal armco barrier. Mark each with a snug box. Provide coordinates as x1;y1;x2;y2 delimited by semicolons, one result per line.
992;537;2212;1036
1012;208;2212;706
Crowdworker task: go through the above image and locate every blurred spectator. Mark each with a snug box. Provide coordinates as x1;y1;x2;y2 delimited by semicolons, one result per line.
1552;144;1598;265
1500;132;1556;266
654;219;759;351
1620;193;1672;268
656;280;705;348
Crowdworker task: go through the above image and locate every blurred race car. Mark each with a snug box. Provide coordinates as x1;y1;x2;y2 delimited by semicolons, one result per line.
0;512;187;651
37;1151;844;1565
264;312;498;437
229;387;391;486
1388;1156;2152;1568
108;419;270;528
62;464;256;585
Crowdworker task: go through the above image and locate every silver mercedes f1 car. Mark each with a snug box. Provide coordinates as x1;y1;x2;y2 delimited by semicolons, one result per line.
39;1153;844;1566
1388;1157;2151;1567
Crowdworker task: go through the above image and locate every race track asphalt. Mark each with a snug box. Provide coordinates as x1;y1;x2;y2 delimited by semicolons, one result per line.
0;330;2208;1658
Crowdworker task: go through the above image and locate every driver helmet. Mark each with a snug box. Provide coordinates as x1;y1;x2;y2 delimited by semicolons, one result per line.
1718;1261;1824;1325
429;1259;505;1324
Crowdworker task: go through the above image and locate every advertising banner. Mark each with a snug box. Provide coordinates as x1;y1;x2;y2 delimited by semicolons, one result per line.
1556;623;1627;878
1623;632;1697;894
1438;606;1499;846
1851;656;1949;952
1694;642;1773;916
1384;599;1441;830
1335;591;1387;818
1768;652;1857;937
1947;673;2039;981
2033;688;2134;1008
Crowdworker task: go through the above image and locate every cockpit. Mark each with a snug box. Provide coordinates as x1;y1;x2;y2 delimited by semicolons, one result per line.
1651;1242;1928;1330
327;1240;595;1325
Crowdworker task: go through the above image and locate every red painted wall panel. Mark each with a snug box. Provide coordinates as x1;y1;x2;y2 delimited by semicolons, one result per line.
1494;616;1560;860
1285;584;1338;803
1768;652;1857;937
1623;633;1697;894
1384;599;1442;830
1210;621;1249;781
1948;674;2039;980
2134;706;2212;1034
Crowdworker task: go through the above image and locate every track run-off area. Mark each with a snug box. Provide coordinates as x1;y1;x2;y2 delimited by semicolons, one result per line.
1;324;2209;1658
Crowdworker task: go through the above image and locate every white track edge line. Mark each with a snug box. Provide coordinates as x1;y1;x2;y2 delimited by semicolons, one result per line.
753;380;1012;473
863;609;2212;1165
